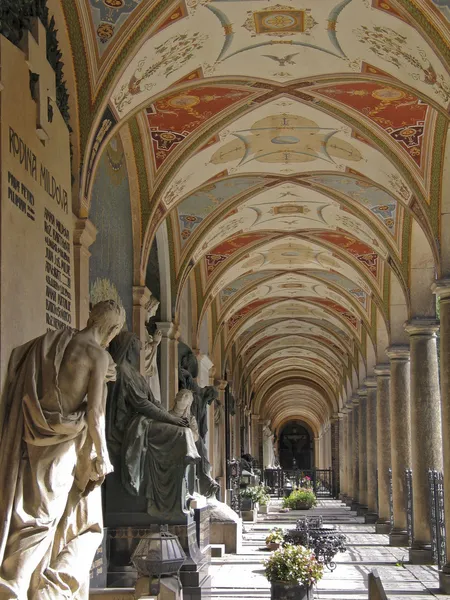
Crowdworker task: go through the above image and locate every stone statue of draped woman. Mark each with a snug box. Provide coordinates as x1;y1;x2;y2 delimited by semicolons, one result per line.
106;332;200;522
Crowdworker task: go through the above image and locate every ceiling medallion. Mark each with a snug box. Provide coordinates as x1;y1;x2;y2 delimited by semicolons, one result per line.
242;5;317;37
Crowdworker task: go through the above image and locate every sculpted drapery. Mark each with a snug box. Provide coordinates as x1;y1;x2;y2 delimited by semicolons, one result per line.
106;332;199;521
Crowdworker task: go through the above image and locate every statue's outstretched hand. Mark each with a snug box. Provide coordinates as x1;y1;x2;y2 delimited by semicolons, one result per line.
172;416;190;427
90;456;114;481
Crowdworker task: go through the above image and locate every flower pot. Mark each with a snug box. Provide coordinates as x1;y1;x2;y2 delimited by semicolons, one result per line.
293;502;312;510
270;581;313;600
259;504;269;514
241;497;254;511
266;542;280;551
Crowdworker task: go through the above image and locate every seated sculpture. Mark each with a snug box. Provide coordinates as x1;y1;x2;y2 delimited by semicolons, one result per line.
106;332;200;521
0;300;126;600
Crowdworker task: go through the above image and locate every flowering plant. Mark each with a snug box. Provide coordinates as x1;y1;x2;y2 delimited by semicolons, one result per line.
240;485;270;505
283;489;317;510
265;527;284;546
264;544;324;586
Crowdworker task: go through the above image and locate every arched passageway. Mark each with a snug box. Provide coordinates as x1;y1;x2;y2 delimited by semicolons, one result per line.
279;421;313;470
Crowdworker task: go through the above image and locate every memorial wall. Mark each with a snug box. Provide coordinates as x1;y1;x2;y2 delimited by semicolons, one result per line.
0;22;74;403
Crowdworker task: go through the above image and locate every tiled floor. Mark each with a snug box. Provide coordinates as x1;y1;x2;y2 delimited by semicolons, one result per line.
209;499;450;600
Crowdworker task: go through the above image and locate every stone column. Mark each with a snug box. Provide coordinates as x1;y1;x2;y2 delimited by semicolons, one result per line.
72;217;97;329
340;409;349;501
331;416;340;497
351;395;360;511
338;411;346;500
364;377;378;523
345;404;354;506
358;388;368;515
386;346;412;547
433;282;450;590
375;364;391;533
156;320;180;410
314;436;320;468
405;319;443;564
251;413;260;459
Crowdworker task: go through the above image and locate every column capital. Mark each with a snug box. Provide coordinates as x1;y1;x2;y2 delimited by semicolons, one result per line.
404;318;439;337
251;413;260;421
431;278;450;300
351;394;360;406
132;285;152;307
374;363;390;377
156;320;180;340
364;376;377;388
357;387;368;398
386;345;410;361
73;216;97;248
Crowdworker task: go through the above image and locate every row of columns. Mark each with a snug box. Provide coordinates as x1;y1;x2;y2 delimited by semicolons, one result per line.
339;311;450;587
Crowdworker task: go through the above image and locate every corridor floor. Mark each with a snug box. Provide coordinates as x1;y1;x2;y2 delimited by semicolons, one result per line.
209;499;450;600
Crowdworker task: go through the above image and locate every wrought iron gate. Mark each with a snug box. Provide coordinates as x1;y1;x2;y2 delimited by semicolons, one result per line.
405;468;413;546
264;468;334;498
428;469;446;569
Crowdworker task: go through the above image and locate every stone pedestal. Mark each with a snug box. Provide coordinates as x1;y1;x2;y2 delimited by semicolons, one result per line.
156;321;180;410
210;520;242;554
364;378;378;524
374;364;392;535
386;346;411;547
405;319;443;564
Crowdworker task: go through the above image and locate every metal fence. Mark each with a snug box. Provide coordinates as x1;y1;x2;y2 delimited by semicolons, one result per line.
429;469;446;569
264;468;334;498
405;468;413;546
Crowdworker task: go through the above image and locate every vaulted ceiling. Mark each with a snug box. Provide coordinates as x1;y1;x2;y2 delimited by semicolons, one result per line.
67;0;450;435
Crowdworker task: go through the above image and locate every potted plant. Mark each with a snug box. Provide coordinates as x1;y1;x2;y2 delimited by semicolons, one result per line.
283;489;317;510
256;485;271;514
265;527;284;551
239;486;261;511
264;544;324;600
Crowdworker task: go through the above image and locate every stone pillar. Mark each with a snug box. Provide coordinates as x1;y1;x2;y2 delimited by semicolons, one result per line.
433;282;450;590
345;404;354;506
132;286;151;374
156;320;180;410
405;319;443;564
340;409;349;501
357;388;368;515
386;346;412;547
251;414;260;459
314;436;320;468
331;416;340;497
364;377;378;523
351;396;360;511
72;217;97;330
375;364;392;534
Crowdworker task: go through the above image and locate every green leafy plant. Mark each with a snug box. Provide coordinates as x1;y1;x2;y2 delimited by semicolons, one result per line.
240;485;270;505
282;489;317;510
264;544;324;586
265;527;284;546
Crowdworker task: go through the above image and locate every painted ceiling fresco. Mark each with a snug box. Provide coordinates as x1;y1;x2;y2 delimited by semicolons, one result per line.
72;0;449;430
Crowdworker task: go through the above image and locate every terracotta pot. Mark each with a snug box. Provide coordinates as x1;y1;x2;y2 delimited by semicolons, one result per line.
266;542;280;551
270;581;313;600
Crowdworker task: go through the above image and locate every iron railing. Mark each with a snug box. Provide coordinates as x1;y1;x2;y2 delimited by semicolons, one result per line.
405;468;413;546
388;468;394;528
264;468;334;498
227;459;241;514
428;469;446;569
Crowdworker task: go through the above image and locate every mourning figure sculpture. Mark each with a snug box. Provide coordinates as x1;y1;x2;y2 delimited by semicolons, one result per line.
178;344;220;497
144;295;162;403
0;300;126;600
106;332;200;522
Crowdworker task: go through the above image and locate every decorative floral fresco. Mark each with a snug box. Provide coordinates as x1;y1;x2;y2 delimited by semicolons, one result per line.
147;86;255;171
312;230;380;279
176;176;265;248
306;174;400;237
313;82;430;168
205;232;268;276
219;270;278;304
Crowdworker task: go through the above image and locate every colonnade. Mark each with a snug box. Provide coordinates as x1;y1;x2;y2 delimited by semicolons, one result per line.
339;282;450;592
